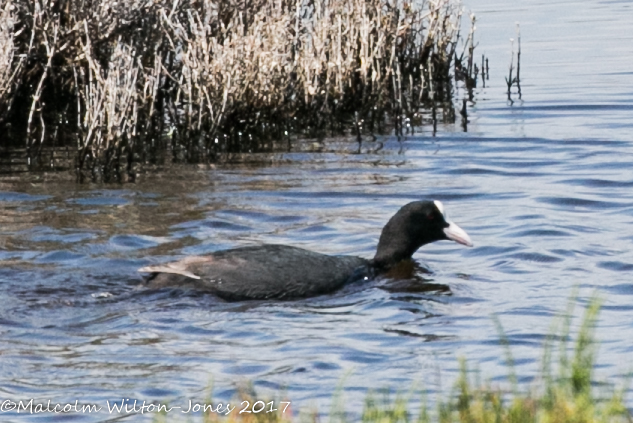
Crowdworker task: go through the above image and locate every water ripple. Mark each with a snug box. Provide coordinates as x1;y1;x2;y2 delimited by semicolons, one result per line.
597;261;633;272
559;178;633;188
537;196;627;210
507;252;564;264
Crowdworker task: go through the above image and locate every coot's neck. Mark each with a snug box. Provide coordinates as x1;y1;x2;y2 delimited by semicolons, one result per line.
372;250;416;271
371;233;422;271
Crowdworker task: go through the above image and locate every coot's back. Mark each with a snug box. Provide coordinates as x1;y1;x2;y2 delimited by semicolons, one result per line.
144;245;370;300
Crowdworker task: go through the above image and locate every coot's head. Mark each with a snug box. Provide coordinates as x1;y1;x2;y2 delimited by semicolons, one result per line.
373;200;473;269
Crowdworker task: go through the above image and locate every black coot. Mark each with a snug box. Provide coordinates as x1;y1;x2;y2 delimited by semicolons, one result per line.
139;200;473;300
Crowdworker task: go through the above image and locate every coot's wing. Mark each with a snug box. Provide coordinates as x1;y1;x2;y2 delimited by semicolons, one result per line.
139;255;211;279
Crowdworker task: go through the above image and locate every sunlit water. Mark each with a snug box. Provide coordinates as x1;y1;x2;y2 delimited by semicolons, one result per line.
1;0;633;421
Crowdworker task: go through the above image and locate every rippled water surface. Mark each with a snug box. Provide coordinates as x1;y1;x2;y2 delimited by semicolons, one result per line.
1;0;633;421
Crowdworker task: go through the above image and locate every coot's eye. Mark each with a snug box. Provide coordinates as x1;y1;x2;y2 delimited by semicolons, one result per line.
426;213;435;220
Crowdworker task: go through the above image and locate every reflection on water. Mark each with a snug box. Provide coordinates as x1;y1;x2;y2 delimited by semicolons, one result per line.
1;0;633;421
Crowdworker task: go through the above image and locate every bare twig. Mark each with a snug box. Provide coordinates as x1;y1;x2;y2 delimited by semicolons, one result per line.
26;15;58;161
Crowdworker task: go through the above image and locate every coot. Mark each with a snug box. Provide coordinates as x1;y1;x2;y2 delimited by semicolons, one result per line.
139;200;473;300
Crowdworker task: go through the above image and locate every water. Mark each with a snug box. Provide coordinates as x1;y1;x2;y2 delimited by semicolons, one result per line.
1;0;633;421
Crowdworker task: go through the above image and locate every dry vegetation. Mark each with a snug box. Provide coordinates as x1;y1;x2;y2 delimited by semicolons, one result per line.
0;0;476;181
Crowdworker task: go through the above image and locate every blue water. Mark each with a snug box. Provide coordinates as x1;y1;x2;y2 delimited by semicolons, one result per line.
1;0;633;421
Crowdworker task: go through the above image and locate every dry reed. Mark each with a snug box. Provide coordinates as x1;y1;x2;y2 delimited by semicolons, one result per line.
0;0;476;182
0;0;25;124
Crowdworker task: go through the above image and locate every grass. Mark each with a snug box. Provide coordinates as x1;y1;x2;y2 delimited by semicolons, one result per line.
0;0;476;181
435;297;630;423
157;296;631;423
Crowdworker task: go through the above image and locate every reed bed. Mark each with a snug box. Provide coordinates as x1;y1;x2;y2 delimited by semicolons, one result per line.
0;0;475;181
